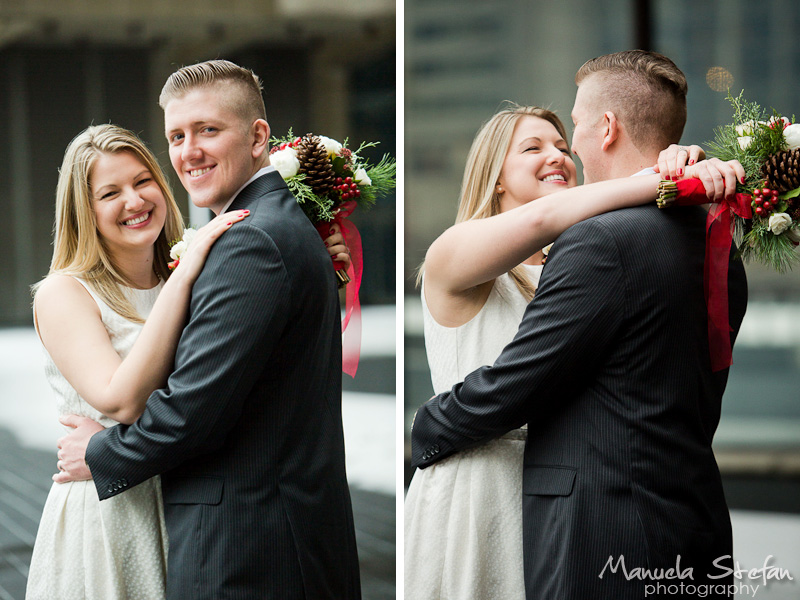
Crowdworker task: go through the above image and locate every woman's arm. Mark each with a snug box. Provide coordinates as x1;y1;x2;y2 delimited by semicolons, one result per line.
35;211;248;425
424;159;743;326
425;174;665;295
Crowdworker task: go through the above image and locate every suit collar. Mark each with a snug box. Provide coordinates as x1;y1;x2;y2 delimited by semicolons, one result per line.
219;166;277;214
224;170;288;213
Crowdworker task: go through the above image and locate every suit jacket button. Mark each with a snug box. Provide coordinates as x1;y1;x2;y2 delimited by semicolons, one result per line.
107;484;114;494
433;445;440;453
121;479;128;487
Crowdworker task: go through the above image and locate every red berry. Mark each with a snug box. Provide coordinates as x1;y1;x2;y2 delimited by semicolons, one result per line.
762;188;771;195
753;189;762;196
755;197;763;205
336;177;343;184
345;177;353;184
293;137;301;146
755;207;764;215
350;183;358;191
280;143;287;150
763;201;772;210
354;189;361;197
771;189;779;197
342;192;351;200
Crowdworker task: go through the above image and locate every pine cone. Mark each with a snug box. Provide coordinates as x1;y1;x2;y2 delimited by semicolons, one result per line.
295;134;336;197
762;148;800;192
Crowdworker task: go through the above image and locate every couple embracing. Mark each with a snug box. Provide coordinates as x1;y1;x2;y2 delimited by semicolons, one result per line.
28;60;361;599
407;50;747;599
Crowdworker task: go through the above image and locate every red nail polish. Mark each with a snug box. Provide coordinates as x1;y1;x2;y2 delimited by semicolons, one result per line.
677;168;683;176
689;159;695;165
227;221;232;226
740;176;745;184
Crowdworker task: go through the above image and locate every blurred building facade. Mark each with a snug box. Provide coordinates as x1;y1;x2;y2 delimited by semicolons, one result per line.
0;0;396;325
404;0;800;522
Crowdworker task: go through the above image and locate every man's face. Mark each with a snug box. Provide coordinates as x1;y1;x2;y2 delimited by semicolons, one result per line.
570;76;607;184
165;86;258;214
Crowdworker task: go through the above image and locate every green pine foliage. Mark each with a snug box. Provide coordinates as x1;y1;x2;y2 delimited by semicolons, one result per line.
704;91;799;272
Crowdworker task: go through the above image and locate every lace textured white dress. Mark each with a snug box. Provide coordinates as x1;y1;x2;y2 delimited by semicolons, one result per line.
404;264;542;600
27;278;169;600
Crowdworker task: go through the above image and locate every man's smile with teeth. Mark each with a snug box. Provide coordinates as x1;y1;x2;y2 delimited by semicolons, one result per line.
123;212;150;226
189;167;213;177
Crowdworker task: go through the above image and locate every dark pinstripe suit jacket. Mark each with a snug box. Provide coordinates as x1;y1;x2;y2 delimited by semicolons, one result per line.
412;204;747;599
86;171;361;600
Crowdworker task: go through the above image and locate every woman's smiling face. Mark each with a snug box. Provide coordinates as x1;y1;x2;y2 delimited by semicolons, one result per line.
497;115;577;212
90;150;167;259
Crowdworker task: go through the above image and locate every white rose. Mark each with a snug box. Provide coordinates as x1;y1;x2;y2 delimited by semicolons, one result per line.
768;212;792;236
737;136;752;150
182;228;198;246
270;148;300;179
784;123;800;150
354;167;371;186
170;240;188;261
735;120;758;136
317;136;342;157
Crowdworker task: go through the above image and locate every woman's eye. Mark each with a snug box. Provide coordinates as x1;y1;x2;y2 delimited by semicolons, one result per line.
524;146;540;152
136;178;152;186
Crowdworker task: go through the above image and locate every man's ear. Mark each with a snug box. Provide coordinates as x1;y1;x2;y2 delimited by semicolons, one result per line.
252;119;270;158
600;111;619;152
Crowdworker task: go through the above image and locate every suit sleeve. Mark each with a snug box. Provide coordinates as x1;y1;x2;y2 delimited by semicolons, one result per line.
411;219;628;469
87;223;290;500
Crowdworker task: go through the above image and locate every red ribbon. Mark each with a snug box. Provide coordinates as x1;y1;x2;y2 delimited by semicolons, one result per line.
315;200;362;377
668;179;752;371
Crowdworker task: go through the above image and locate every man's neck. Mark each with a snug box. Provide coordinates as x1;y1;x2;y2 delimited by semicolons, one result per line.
606;148;659;180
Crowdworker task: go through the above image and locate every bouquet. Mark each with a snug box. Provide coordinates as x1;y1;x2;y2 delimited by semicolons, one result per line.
657;91;800;272
656;92;800;372
269;130;396;286
270;130;396;377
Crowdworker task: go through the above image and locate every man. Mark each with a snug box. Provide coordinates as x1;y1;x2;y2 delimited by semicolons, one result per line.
57;60;361;599
411;50;747;599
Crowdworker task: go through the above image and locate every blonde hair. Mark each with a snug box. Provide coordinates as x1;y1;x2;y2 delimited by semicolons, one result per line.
159;59;266;127
419;103;571;301
33;124;184;323
575;50;687;153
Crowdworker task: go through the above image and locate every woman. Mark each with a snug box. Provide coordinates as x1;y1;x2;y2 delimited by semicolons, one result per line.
404;104;738;599
26;124;348;600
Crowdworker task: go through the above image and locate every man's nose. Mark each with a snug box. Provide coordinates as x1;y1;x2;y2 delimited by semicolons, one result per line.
181;134;202;161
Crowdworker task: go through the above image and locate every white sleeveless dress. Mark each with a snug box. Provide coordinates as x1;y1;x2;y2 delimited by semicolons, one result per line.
404;265;542;600
27;279;169;600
